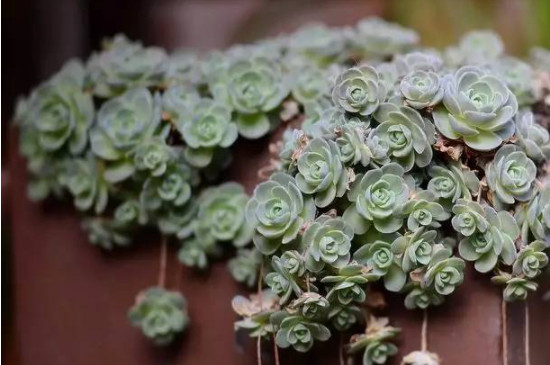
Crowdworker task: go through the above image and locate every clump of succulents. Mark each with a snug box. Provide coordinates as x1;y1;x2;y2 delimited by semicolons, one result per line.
128;287;189;345
15;16;550;361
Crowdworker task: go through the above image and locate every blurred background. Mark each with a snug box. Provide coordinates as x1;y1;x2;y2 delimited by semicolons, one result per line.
2;0;550;363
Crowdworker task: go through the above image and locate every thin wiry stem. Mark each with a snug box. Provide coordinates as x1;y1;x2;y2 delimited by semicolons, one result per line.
525;301;531;365
421;309;428;352
502;298;509;365
158;235;168;288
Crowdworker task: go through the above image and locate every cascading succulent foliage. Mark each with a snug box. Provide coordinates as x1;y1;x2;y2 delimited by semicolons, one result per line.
15;15;550;362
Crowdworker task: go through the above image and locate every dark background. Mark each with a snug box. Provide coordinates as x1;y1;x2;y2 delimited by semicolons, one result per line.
2;1;550;364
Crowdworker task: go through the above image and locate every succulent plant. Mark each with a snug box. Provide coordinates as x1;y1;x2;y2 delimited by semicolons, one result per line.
394;51;444;76
402;351;441;365
391;228;437;273
520;184;550;241
128;287;189;345
87;34;167;97
133;138;174;177
322;264;369;305
485;144;537;209
290;65;331;105
246;172;316;254
272;313;331;352
399;70;444;109
90;88;165;183
402;190;450;231
63;156;109;214
344;163;409;234
451;199;488;236
266;255;305;304
175;98;238;168
303;216;354;272
295;137;347;207
352;17;419;58
232;291;279;338
228;248;262;287
177;237;220;269
114;199;141;225
331;65;387;116
81;217;132;250
211;57;288;139
423;246;465;295
427;161;480;203
514;111;550;162
165;50;202;86
512;240;548;278
288;23;346;65
354;240;406;292
328;305;362;331
373;103;436;171
162;84;200;120
493;57;535;106
503;277;538;301
458;206;518;273
446;30;504;66
289;292;330;320
404;287;444;310
29;60;94;154
347;316;400;365
157;199;198;239
193;182;251;246
433;66;518;151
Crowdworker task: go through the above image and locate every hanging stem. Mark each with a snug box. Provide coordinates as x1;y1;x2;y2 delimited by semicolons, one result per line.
525;301;531;365
273;332;280;365
158;235;168;288
502;298;509;365
421;309;428;352
339;332;345;365
257;336;262;365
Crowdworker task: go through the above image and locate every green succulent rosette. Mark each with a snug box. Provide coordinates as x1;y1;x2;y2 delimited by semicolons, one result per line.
391;228;437;273
280;250;306;277
347;316;400;365
373;103;436;171
175;98;238;168
87;34;167;97
233;291;279;339
114;199;141;225
503;277;538;301
344;163;409;234
485;144;537;209
451;199;488;236
332;65;387;116
518;184;550;241
394;51;444;76
90;88;166;183
165;50;202;86
177;237;220;269
321;264;369;305
295;137;348;208
336;122;374;167
162;84;200;120
404;287;444;310
272;312;331;353
493;57;535;106
433;66;518;151
512;240;549;278
81;217;132;250
354;240;406;292
328;305;362;331
62;155;109;214
427;161;480;204
133;138;175;177
458;206;518;273
514;111;550;162
128;287;189;345
228;248;262;287
289;65;331;105
246;172;316;255
211;56;289;139
402;190;450;231
289;293;330;321
399;70;444;109
445;30;504;66
423;245;465;296
303;216;353;272
288;23;346;65
27;60;94;154
266;255;306;304
193;182;252;246
157;199;198;240
352;17;419;58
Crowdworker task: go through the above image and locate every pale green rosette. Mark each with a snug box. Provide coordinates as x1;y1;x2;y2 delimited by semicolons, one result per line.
427;161;480;203
90;88;165;183
272;313;330;353
402;190;450;231
391;228;437;272
246;173;316;254
295;138;347;208
485;144;537;209
458;206;518;273
423;246;465;296
128;287;188;345
304;216;353;273
433;66;518;151
399;70;444;109
354;240;406;292
343;163;409;234
373;103;436;171
512;240;548;279
331;65;387;117
451;199;488;237
514;111;550;162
